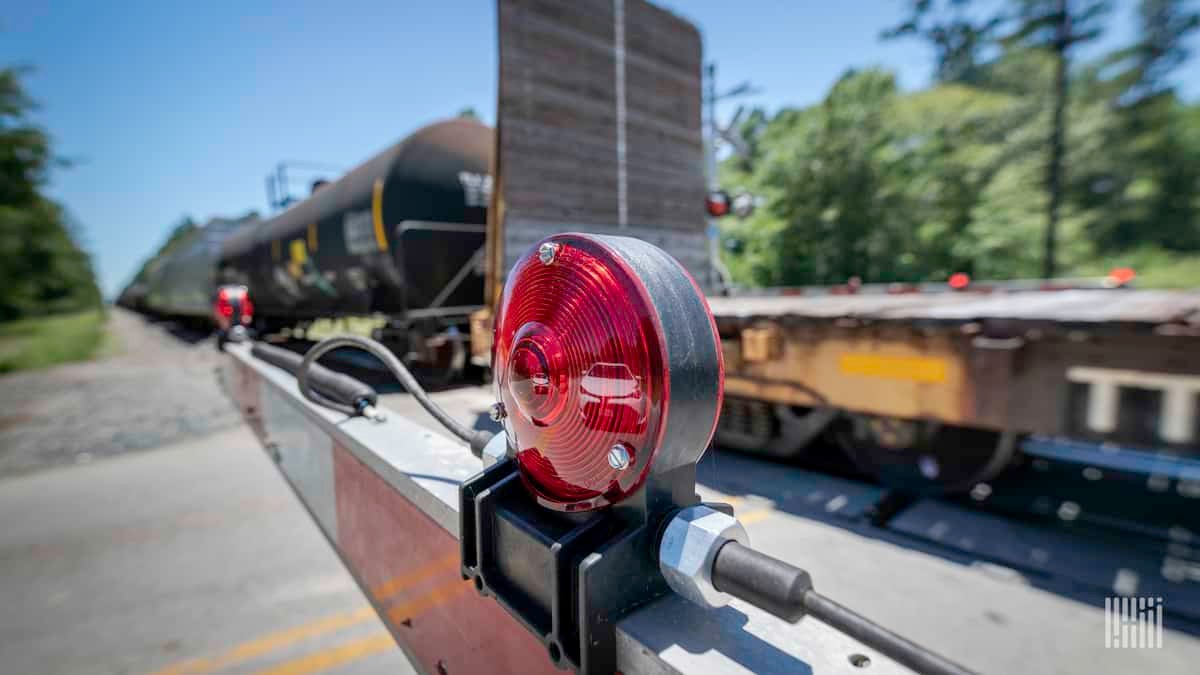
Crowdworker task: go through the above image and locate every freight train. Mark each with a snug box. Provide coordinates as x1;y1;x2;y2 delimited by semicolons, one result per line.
131;118;491;377
115;213;258;326
217;117;491;377
126;116;1200;501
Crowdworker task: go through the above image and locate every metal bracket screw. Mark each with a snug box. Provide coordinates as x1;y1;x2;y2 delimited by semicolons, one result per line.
608;443;631;470
538;242;560;265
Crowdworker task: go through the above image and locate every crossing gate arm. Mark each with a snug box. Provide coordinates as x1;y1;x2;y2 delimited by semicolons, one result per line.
220;342;912;675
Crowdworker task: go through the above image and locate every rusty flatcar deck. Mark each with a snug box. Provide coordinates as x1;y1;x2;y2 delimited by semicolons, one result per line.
709;288;1200;452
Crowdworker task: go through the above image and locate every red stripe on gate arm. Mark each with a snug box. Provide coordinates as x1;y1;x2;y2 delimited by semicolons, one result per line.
332;444;559;675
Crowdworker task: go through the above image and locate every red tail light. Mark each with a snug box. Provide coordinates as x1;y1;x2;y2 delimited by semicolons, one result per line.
493;234;723;511
948;272;971;290
215;288;234;317
215;286;252;322
240;294;254;324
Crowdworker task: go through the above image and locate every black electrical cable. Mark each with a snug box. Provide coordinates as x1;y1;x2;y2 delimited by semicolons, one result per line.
297;335;493;456
252;343;381;418
711;541;977;675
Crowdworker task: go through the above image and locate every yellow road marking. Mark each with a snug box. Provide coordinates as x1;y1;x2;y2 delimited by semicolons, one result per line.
148;556;460;675
838;353;947;383
250;632;396;675
738;508;774;526
385;577;473;625
148;607;375;675
370;552;459;602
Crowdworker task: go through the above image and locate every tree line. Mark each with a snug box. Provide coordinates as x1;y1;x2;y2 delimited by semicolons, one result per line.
0;67;102;321
719;0;1200;287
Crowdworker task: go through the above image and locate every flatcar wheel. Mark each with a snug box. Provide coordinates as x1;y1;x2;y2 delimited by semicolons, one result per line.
715;397;838;460
835;414;1016;496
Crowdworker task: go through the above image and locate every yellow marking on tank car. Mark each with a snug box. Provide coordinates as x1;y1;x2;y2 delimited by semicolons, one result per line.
371;178;389;252
288;239;307;279
838;353;947;383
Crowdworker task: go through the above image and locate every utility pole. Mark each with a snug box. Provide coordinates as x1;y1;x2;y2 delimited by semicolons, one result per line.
703;62;759;290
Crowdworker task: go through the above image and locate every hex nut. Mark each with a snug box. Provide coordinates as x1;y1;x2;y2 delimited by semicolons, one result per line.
481;432;510;468
659;505;749;608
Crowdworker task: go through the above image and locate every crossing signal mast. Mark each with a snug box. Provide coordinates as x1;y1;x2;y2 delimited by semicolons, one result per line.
704;62;762;284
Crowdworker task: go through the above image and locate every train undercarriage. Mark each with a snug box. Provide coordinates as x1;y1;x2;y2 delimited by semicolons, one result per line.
715;397;1019;496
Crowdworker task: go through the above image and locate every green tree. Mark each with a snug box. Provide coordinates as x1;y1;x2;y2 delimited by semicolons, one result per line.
1004;0;1111;276
887;0;1112;276
750;69;919;285
718;1;1200;288
883;0;1006;84
1110;0;1200;103
1090;0;1200;250
0;67;101;320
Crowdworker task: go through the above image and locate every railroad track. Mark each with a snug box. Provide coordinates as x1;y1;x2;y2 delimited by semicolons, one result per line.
696;443;1200;635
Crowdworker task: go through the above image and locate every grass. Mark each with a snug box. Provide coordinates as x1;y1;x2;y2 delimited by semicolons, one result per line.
0;309;113;374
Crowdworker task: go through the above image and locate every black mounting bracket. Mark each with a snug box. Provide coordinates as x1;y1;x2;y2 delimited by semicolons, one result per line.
459;458;679;674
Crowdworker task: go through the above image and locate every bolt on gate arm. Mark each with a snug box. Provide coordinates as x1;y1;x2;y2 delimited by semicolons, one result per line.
223;340;933;674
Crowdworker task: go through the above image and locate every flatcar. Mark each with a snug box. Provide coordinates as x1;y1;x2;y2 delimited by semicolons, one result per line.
707;287;1200;499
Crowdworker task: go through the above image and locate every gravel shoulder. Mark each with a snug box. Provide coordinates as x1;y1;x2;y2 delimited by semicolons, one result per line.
0;308;241;477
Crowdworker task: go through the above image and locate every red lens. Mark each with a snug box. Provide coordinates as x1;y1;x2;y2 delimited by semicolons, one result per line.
948;272;970;290
494;237;669;511
706;192;730;217
1108;267;1135;285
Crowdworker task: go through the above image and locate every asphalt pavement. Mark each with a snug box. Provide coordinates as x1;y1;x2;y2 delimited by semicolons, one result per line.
0;311;412;675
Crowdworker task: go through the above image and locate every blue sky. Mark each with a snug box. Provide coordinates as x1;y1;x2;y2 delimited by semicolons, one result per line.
4;1;1196;297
